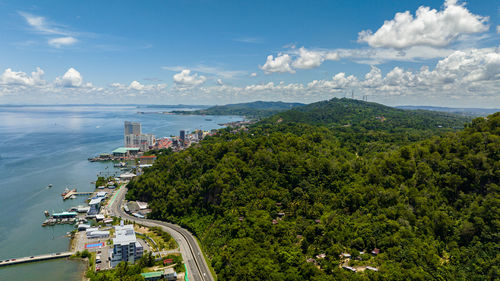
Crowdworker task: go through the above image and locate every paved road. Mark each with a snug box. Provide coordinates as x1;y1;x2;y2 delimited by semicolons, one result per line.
107;186;214;281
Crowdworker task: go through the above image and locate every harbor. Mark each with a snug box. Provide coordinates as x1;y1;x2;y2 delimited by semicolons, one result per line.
0;105;242;281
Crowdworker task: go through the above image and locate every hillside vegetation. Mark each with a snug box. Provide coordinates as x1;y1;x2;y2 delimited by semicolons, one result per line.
172;101;304;119
127;99;498;280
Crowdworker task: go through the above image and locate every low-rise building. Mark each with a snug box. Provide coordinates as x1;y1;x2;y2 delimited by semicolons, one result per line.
87;230;110;239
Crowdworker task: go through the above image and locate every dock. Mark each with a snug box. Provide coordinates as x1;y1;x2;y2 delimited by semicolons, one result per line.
0;251;75;267
63;190;93;200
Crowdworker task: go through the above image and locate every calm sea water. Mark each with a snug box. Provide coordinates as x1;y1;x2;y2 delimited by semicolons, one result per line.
0;105;241;281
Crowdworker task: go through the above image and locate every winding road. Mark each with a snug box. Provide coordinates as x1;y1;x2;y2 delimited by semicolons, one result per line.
107;186;214;281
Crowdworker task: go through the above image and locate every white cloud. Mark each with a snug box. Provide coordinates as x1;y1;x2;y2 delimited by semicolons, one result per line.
173;69;206;86
0;67;45;86
292;47;339;69
129;81;145;91
55;68;84;87
48;37;78;48
19;12;80;48
19;12;69;36
163;65;245;79
308;73;358;91
250;72;257;77
497;26;500;34
260;54;295;73
358;0;489;49
2;47;500;107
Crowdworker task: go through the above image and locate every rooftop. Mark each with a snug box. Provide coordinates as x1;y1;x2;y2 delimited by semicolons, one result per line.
113;224;137;245
112;147;140;154
141;271;163;278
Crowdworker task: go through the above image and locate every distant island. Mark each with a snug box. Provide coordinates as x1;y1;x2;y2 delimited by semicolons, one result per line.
171;101;305;119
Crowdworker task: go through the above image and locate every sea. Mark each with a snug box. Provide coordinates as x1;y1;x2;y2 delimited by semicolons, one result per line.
0;105;242;281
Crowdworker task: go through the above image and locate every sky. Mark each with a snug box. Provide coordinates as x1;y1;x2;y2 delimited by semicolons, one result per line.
0;0;499;107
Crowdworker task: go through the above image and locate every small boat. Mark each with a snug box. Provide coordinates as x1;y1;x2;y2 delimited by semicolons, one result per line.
61;188;70;196
48;184;53;188
70;195;76;199
61;188;77;197
205;118;212;121
44;210;50;217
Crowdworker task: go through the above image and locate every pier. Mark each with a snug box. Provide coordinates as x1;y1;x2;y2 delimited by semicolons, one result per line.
0;251;75;267
63;190;93;200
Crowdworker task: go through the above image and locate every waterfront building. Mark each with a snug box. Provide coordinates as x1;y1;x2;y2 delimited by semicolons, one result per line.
180;130;186;142
110;224;144;268
124;121;155;151
124;134;155;151
124;121;141;135
86;230;110;239
112;147;140;157
88;197;104;216
52;211;77;218
77;224;91;231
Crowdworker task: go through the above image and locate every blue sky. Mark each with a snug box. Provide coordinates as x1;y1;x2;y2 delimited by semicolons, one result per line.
0;0;499;107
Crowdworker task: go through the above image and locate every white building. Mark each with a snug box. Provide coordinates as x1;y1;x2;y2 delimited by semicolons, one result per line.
125;134;155;151
87;230;110;239
109;224;143;268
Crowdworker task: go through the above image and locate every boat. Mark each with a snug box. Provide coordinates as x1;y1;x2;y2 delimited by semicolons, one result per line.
205;118;212;121
114;162;127;168
48;184;53;188
61;188;77;197
44;210;50;217
70;195;76;199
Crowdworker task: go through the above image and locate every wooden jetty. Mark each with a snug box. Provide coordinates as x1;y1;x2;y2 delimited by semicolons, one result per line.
63;190;93;200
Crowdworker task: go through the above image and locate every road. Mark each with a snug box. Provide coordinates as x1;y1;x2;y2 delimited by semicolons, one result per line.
107;186;214;281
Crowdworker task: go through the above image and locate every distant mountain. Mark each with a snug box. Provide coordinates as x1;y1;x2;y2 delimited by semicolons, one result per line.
266;98;471;131
396;105;499;117
172;101;305;118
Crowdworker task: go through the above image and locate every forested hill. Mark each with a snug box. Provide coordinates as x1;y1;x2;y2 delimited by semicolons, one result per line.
267;98;469;130
127;110;500;280
262;98;472;155
172;101;305;119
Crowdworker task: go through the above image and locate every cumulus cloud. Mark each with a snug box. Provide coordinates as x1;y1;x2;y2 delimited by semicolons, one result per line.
48;37;78;48
0;67;45;86
55;68;84;87
260;54;295;73
173;69;206;86
308;73;358;91
292;47;339;69
2;47;500;106
358;0;489;49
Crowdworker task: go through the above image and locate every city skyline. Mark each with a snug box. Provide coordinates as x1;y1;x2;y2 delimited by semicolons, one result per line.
0;0;499;107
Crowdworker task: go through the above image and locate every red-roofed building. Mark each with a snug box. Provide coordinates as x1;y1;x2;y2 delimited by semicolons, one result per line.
139;155;157;165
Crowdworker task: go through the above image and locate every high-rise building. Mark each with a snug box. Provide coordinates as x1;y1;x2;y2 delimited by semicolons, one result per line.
109;224;144;268
179;130;186;142
124;121;141;135
124;121;155;150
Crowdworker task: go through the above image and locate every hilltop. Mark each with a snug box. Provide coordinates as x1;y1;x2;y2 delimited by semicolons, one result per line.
266;98;469;130
172;101;305;119
127;99;499;280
